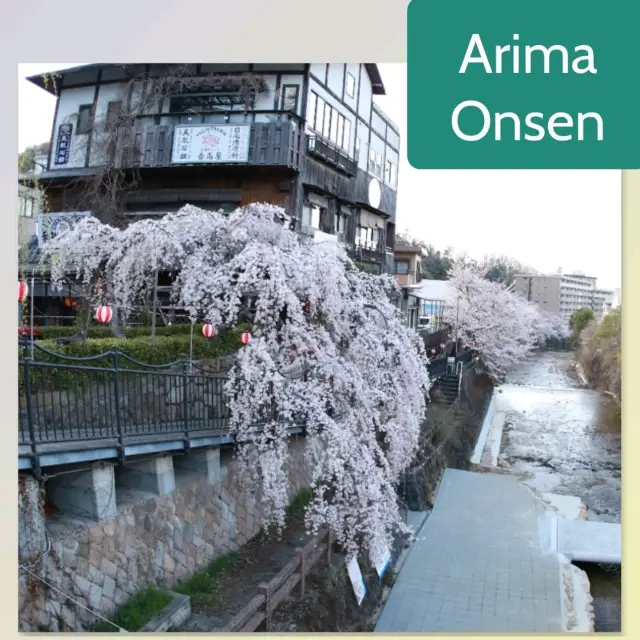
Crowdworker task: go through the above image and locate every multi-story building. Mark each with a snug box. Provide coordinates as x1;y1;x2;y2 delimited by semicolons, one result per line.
514;272;614;321
393;244;423;287
26;63;399;277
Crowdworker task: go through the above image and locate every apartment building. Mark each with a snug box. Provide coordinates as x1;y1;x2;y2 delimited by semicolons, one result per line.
514;273;614;320
23;63;401;324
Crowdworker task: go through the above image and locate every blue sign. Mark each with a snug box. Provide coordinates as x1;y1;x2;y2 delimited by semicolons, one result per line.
54;123;73;165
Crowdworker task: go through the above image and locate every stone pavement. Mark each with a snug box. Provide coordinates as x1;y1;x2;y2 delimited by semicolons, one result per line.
375;468;564;633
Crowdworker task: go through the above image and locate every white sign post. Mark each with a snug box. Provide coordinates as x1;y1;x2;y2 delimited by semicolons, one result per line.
346;556;367;606
171;124;251;164
370;544;392;579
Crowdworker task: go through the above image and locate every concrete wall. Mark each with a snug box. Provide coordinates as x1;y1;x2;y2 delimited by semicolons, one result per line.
18;437;311;632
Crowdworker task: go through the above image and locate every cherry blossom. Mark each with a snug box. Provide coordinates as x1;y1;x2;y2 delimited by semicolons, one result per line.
43;203;430;556
445;263;566;380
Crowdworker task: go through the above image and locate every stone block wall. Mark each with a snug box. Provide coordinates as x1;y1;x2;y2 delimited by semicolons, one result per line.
18;436;311;632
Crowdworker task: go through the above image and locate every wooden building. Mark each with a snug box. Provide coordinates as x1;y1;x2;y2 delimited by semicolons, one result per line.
27;63;400;276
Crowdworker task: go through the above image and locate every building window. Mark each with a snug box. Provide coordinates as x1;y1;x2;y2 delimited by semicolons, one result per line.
76;104;94;135
307;91;317;126
315;96;325;132
375;152;383;178
335;212;346;235
311;205;321;230
369;147;376;174
384;160;397;186
281;85;299;112
395;260;409;275
345;72;356;98
322;103;331;139
343;119;351;153
337;114;345;150
330;109;339;144
106;101;123;126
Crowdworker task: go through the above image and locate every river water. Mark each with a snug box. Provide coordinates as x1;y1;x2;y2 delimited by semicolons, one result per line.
499;351;621;632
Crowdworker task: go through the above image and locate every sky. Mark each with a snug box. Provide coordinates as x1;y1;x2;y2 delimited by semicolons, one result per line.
18;63;621;290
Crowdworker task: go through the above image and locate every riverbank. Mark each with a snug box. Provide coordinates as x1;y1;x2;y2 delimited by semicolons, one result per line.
500;351;621;632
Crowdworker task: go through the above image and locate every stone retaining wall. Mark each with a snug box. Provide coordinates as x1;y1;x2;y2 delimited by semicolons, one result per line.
18;436;310;632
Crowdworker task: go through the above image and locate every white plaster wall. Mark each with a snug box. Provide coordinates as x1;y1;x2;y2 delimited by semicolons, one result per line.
357;64;372;123
50;86;96;170
326;63;345;97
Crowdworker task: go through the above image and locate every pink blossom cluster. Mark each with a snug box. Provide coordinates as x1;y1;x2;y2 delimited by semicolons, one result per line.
43;203;430;556
445;263;569;380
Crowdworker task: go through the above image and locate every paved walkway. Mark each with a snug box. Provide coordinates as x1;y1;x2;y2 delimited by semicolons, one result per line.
375;469;564;633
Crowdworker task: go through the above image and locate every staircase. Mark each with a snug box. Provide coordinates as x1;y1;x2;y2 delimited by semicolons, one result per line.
438;373;461;405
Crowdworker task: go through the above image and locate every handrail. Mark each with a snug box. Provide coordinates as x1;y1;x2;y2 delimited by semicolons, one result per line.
18;345;476;474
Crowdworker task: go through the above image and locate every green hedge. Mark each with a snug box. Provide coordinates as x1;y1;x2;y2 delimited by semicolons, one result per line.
34;323;207;341
20;326;249;393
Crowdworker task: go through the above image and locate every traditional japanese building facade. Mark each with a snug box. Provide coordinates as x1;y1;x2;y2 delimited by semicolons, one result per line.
27;63;400;280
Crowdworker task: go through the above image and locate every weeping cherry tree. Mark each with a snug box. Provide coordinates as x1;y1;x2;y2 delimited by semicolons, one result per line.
43;203;430;557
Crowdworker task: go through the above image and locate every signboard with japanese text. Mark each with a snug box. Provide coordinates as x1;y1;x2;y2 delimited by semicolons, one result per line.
54;123;73;165
346;556;367;606
171;124;251;164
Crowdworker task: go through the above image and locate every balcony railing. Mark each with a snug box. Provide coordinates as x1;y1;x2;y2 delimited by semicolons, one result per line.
115;112;302;171
306;135;358;177
348;242;387;264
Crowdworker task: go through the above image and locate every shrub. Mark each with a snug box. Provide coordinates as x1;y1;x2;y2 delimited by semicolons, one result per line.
20;326;249;393
92;586;172;632
34;323;214;341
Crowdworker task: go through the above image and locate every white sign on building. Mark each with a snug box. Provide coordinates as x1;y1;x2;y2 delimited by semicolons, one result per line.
171;124;251;164
36;212;91;247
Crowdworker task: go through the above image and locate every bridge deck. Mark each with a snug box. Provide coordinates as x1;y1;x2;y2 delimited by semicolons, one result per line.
375;469;564;633
556;518;621;564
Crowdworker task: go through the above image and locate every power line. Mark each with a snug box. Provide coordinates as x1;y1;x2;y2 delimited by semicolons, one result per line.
19;566;127;633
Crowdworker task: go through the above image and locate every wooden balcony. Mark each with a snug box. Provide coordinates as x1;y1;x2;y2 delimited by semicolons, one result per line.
306;135;358;177
117;114;302;171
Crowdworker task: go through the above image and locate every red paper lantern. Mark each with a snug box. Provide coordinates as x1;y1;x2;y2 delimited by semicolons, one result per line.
439;343;445;349
240;331;251;345
202;324;216;339
18;281;29;303
431;348;436;354
95;305;113;324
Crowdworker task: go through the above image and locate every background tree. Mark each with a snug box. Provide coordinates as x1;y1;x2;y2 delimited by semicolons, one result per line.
445;263;560;380
18;142;49;174
578;307;621;401
570;307;596;342
43;203;431;557
395;230;454;280
479;254;537;288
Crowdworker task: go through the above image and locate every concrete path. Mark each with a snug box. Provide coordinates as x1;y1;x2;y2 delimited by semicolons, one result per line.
375;469;564;633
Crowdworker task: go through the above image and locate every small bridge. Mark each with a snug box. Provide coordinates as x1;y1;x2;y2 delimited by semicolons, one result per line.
540;515;621;565
18;343;473;474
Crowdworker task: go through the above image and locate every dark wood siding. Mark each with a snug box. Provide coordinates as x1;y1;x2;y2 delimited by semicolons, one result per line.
115;120;301;171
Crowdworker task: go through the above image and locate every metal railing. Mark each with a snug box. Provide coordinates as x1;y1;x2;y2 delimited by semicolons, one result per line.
19;341;473;472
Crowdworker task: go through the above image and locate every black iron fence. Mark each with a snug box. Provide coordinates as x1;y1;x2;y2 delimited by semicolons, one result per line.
19;344;234;466
19;342;472;472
